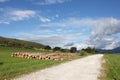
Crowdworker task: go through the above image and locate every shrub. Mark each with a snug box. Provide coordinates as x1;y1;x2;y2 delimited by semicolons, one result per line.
79;50;88;56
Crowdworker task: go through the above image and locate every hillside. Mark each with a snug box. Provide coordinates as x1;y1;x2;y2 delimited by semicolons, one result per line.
98;47;120;53
0;36;45;49
112;47;120;53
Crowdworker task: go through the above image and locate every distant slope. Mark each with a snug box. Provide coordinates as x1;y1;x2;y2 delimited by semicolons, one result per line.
98;47;120;53
0;36;45;49
112;47;120;53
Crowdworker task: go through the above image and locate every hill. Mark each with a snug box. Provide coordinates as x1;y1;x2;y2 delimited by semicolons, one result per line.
112;47;120;53
98;47;120;53
0;36;45;49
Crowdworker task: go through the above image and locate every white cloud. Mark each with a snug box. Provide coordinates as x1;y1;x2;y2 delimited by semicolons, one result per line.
39;17;120;49
17;33;82;47
104;41;120;50
73;43;88;50
39;16;51;23
10;10;36;21
0;0;9;3
64;43;88;50
39;17;92;27
91;17;120;36
88;17;120;49
8;16;120;49
36;0;69;5
0;9;37;24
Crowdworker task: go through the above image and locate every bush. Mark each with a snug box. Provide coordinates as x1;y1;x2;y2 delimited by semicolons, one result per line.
79;50;88;56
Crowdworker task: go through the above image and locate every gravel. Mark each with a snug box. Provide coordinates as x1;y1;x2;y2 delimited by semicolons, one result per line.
13;54;103;80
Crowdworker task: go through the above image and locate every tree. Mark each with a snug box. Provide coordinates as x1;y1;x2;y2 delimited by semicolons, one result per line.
53;47;61;51
81;47;98;54
70;47;77;53
44;45;51;50
84;47;92;53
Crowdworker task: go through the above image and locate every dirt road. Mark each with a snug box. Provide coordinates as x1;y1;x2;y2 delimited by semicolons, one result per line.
13;54;103;80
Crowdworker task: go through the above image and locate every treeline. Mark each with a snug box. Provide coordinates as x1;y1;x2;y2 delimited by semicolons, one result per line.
50;46;98;54
44;46;70;53
0;36;45;49
80;47;98;56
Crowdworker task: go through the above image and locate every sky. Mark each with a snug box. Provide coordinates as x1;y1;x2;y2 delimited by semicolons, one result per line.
0;0;120;50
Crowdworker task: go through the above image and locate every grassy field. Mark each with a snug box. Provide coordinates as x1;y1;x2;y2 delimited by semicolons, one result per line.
0;46;73;80
101;54;120;80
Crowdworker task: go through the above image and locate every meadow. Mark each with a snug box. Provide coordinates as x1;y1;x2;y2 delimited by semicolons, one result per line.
0;46;73;80
101;54;120;80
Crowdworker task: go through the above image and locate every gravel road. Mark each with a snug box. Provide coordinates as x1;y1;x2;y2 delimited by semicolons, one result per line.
13;54;103;80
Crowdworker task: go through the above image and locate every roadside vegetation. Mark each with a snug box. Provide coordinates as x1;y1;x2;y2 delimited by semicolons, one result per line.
101;54;120;80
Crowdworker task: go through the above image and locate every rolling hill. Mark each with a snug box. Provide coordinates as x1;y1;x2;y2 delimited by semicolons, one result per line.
0;36;45;49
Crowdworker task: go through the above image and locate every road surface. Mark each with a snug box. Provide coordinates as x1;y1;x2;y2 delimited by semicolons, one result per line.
13;54;103;80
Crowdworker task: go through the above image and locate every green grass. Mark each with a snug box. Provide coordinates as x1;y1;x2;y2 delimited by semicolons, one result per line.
0;46;67;80
101;54;120;80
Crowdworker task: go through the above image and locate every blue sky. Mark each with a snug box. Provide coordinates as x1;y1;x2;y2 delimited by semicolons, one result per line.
0;0;120;49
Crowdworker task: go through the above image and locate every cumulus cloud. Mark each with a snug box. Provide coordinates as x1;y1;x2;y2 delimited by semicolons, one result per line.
39;17;120;49
88;17;120;49
91;17;120;36
10;16;120;49
36;0;69;5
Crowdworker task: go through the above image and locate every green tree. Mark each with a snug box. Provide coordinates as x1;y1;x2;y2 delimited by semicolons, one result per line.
44;45;51;50
81;47;98;54
53;47;61;51
70;47;77;53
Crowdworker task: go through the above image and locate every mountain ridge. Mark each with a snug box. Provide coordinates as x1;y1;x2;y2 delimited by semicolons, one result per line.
98;47;120;53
